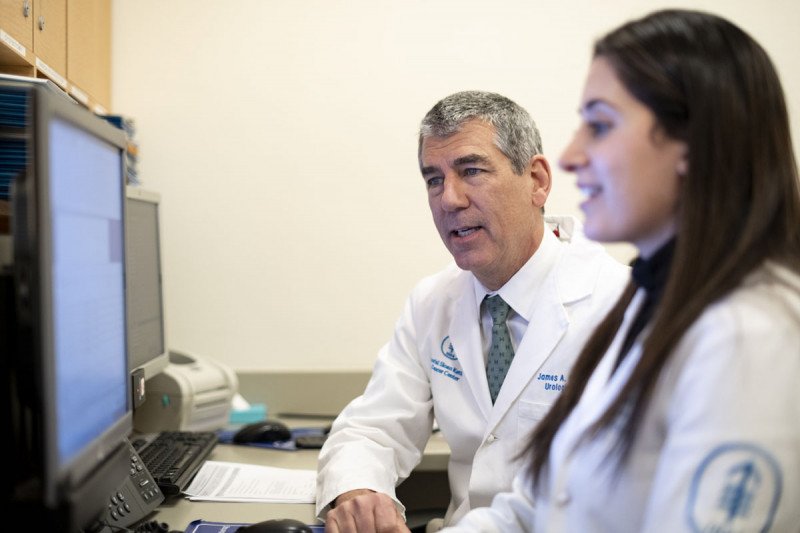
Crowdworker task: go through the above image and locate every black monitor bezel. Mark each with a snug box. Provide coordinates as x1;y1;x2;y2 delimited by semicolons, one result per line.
12;81;133;515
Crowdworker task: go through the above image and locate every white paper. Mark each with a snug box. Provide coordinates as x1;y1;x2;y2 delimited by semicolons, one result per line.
184;461;316;503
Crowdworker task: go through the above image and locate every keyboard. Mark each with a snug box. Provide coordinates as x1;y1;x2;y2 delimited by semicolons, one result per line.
132;431;218;496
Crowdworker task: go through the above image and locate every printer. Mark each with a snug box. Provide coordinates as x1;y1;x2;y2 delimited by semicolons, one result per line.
133;350;239;433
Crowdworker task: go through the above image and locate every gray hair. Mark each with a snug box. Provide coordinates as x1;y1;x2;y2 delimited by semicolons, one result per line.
418;91;543;175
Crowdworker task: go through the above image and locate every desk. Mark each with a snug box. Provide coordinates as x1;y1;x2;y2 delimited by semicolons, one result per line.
152;443;320;527
151;428;451;530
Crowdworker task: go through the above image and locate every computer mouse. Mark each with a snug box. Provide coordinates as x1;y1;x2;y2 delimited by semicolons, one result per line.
237;518;312;533
233;420;292;444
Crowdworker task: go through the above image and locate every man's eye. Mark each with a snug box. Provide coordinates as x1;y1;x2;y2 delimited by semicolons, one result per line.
463;168;482;177
426;177;444;188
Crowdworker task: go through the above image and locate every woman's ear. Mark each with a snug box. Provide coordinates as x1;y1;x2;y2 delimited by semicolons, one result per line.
676;151;689;177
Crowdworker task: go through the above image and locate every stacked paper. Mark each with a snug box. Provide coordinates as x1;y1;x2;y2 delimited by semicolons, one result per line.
184;461;316;503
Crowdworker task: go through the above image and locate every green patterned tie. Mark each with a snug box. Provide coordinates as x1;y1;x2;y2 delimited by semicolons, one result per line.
484;295;514;404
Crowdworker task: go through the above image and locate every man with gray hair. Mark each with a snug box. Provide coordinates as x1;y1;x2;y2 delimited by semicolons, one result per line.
316;91;628;532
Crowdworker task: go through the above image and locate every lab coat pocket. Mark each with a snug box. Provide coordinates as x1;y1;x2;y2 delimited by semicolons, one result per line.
517;400;552;454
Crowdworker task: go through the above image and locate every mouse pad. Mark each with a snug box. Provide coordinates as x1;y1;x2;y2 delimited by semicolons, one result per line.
184;519;324;532
217;427;327;451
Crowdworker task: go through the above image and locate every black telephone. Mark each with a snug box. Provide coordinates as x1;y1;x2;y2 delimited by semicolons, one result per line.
102;438;164;529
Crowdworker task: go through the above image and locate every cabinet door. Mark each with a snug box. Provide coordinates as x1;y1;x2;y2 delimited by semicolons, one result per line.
32;0;66;76
0;0;34;52
67;0;110;109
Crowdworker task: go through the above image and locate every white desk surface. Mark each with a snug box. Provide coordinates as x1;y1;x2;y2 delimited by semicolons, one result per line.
151;426;450;530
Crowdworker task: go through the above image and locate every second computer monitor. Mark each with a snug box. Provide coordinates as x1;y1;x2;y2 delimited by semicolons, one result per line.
125;187;169;386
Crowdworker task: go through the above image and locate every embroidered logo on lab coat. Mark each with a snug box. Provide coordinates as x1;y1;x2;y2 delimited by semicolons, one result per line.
441;336;458;361
430;336;463;382
687;443;782;532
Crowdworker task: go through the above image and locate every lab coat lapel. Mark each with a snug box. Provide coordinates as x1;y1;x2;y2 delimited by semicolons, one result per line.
557;291;645;455
448;283;492;422
489;278;569;423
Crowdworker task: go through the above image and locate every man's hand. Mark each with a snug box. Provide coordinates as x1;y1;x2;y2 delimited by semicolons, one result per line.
325;489;411;533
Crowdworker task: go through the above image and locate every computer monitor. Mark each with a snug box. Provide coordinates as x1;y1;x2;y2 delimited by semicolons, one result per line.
125;187;169;398
2;80;132;531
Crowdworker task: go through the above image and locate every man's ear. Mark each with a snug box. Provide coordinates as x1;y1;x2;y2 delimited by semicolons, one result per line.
530;155;552;208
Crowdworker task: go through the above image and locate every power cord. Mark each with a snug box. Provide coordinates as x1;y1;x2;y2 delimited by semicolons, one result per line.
92;518;180;533
132;520;170;533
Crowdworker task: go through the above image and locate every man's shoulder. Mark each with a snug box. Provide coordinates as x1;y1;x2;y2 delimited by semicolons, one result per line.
412;261;472;297
400;262;476;318
546;215;630;302
547;215;625;266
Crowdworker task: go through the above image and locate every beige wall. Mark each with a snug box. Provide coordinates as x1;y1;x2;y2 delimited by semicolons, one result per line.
111;0;800;371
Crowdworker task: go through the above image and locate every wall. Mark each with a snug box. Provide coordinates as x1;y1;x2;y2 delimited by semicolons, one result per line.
111;0;800;371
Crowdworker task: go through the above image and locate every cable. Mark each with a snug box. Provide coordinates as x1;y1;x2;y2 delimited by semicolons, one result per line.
91;518;172;533
133;520;171;533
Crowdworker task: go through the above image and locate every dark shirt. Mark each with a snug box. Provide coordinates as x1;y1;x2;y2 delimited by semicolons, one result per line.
615;238;676;369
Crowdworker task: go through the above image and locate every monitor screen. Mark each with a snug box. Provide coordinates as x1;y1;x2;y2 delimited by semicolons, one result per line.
48;116;128;469
125;187;168;382
3;80;132;530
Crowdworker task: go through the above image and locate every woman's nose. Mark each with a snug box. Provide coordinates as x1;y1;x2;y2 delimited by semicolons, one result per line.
559;133;588;172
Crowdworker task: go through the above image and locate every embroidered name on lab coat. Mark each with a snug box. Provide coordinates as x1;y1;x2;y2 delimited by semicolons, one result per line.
431;358;463;381
537;372;567;392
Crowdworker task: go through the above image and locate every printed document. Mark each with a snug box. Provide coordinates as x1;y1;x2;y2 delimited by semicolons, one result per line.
184;461;316;503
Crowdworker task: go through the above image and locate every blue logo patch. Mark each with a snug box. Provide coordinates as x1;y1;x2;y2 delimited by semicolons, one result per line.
687;443;782;532
441;336;457;361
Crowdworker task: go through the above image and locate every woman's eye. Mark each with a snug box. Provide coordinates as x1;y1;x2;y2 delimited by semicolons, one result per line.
588;121;612;137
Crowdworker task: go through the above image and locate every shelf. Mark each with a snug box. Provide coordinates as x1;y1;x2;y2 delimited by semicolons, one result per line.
0;39;33;70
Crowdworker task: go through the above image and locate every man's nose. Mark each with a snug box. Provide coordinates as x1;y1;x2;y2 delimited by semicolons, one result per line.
441;176;468;212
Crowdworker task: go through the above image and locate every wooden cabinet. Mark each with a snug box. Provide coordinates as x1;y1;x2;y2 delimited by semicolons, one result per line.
67;0;110;111
0;0;111;111
0;0;33;51
0;0;35;74
33;0;66;80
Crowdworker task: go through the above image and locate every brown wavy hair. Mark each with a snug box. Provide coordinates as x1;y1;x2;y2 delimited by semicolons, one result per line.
528;9;800;489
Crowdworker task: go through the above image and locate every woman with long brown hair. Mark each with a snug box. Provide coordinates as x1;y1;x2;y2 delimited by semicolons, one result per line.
442;9;800;532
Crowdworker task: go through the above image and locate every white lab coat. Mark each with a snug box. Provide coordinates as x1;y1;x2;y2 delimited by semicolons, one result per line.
316;216;630;525
443;261;800;532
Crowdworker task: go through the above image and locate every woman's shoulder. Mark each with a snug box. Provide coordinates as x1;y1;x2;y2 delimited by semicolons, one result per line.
709;261;800;328
662;262;800;425
678;261;800;362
